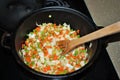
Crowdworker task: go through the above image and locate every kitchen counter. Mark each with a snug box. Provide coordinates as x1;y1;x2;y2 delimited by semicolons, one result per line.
84;0;120;78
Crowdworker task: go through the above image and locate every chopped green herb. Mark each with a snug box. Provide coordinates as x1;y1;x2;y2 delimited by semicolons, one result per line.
74;50;79;56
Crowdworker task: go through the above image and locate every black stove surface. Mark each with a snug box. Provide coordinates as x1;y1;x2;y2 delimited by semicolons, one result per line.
0;0;119;80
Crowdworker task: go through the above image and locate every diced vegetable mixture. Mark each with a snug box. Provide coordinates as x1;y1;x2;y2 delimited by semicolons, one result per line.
19;23;88;75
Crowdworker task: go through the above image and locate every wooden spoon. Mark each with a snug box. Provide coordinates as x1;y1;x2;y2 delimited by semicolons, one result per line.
57;21;120;55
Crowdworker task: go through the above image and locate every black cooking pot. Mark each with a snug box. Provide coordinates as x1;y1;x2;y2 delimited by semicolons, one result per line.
12;7;100;80
1;7;120;80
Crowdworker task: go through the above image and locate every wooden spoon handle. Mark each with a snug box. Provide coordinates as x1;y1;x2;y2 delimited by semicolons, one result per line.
71;21;120;48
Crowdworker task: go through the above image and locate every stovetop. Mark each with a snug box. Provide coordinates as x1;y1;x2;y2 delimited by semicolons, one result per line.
0;0;119;80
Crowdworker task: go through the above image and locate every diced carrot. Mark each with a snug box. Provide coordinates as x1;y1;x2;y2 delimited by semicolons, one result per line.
69;53;73;57
43;48;49;56
45;46;52;48
76;55;80;59
25;56;31;62
36;55;40;59
66;29;69;34
25;40;29;46
58;66;64;71
29;63;33;68
54;46;60;50
72;55;77;59
35;27;41;32
53;65;57;70
55;66;63;74
53;33;57;37
75;64;81;68
33;50;37;55
43;38;47;43
39;42;43;48
48;38;53;42
53;54;58;60
44;52;49;57
58;62;61;65
55;71;60;74
66;55;71;59
43;68;46;72
44;28;48;33
50;31;57;37
43;65;51;72
38;37;42;41
54;23;57;28
46;66;51;70
56;70;65;74
46;65;51;70
50;31;54;35
60;30;64;35
29;38;34;43
68;53;77;59
63;34;65;38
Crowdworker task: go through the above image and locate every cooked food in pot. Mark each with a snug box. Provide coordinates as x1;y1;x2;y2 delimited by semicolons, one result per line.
19;23;89;75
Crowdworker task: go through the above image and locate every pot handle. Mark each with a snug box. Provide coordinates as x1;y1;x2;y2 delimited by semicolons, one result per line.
1;32;11;49
103;33;120;43
98;26;120;46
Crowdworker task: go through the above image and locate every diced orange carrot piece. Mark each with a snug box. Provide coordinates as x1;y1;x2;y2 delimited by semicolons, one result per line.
66;55;71;59
29;63;33;68
43;65;51;72
43;48;49;56
53;54;58;60
75;64;81;68
55;71;60;74
47;65;51;70
36;55;40;59
54;46;60;50
25;56;31;62
58;66;64;71
25;40;29;46
45;46;52;48
35;27;41;32
33;50;37;55
66;29;69;34
54;23;57;28
60;30;63;35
